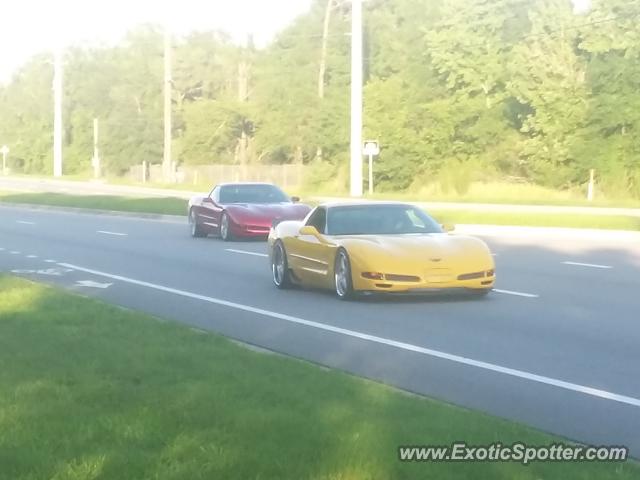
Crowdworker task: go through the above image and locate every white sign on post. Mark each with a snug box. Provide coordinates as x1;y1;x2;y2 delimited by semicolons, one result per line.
362;140;380;194
363;141;380;156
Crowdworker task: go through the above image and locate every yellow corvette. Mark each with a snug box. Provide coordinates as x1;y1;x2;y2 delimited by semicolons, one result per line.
268;202;495;299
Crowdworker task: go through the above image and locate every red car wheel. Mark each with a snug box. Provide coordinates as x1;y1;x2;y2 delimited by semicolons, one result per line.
220;212;234;241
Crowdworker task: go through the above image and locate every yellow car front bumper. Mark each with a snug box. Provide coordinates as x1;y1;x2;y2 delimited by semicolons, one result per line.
352;274;495;293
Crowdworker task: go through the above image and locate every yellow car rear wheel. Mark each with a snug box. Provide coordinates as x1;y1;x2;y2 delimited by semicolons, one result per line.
469;288;492;297
272;241;292;289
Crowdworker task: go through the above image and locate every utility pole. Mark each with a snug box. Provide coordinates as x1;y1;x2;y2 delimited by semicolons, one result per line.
53;47;63;177
318;0;334;100
237;36;251;176
350;0;363;197
163;28;172;182
316;0;335;163
237;60;249;166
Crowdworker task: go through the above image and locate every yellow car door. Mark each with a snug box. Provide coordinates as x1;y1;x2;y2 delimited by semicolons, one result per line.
287;207;335;287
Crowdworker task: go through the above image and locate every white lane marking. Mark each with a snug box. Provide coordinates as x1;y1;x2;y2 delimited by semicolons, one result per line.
76;280;112;289
225;249;269;258
26;255;38;259
58;262;638;408
12;268;73;276
562;261;612;270
97;230;128;237
494;289;539;298
16;220;36;225
10;251;20;255
45;259;57;263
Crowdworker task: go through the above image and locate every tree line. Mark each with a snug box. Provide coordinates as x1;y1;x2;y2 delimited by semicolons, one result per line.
0;0;638;197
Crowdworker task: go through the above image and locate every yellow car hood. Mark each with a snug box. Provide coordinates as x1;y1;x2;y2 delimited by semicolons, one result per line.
336;233;493;274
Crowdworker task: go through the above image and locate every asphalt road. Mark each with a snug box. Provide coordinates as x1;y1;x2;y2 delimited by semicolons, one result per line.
1;204;639;456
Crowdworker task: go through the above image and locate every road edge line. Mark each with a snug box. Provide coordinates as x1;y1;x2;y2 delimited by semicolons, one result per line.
58;261;640;409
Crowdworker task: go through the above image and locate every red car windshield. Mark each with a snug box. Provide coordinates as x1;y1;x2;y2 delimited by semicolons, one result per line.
219;185;290;204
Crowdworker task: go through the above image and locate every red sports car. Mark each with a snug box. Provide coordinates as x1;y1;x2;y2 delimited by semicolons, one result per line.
188;182;312;241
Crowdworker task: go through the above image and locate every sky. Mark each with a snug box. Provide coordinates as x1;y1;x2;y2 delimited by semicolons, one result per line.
0;0;591;83
572;0;591;14
0;0;313;82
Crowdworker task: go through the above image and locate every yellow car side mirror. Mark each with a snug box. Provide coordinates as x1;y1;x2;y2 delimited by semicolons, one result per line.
441;223;455;233
299;225;320;236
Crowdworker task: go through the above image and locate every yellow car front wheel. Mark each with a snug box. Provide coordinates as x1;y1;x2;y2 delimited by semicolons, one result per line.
334;249;354;300
469;288;492;297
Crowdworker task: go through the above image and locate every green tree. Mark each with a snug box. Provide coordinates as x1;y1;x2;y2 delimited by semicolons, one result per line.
0;55;54;173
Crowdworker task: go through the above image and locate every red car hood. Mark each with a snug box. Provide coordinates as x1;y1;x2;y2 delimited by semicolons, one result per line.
226;203;310;225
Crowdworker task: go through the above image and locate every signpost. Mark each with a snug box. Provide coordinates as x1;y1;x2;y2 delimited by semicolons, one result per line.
587;169;595;202
91;118;101;178
1;145;9;176
363;140;380;194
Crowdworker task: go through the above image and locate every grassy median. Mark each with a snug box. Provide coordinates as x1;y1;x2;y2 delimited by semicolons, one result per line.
360;182;640;208
429;210;640;231
0;191;187;216
2;190;639;231
0;275;637;479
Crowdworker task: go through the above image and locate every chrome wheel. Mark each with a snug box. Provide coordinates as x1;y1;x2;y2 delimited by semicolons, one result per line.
189;210;204;238
334;250;353;299
189;211;196;236
272;241;290;288
220;213;230;241
273;244;284;286
470;288;491;298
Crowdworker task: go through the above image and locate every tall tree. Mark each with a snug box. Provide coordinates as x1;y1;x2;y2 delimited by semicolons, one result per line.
508;0;590;187
572;0;640;195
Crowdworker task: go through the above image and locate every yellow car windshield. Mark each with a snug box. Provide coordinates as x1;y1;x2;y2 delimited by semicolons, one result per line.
327;205;443;235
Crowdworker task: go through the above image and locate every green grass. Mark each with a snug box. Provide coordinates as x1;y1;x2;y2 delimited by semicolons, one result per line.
0;191;187;216
7;174;640;207
306;181;640;208
0;275;637;480
428;210;640;231
104;176;210;192
2;191;638;231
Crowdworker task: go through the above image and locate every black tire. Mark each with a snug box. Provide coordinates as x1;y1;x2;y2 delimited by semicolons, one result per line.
189;209;206;238
469;288;492;298
220;212;234;241
334;249;354;300
272;241;292;289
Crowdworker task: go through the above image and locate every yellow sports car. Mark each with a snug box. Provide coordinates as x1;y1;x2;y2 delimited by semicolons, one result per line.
268;202;495;299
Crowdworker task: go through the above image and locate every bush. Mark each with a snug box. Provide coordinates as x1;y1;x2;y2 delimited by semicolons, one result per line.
302;158;349;194
438;159;477;196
